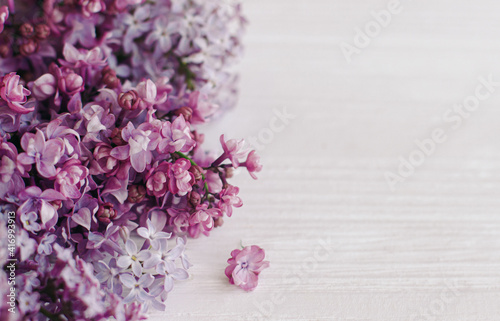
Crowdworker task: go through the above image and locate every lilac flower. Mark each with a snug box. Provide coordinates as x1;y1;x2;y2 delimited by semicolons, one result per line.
243;150;262;179
167;208;190;235
55;159;89;199
18;291;40;314
63;14;99;48
146;162;170;198
37;233;57;255
90;143;128;177
58;70;84;97
145;17;177;56
87;223;124;255
175;237;192;269
225;245;270;291
31;73;57;100
61;43;106;70
218;185;242;217
0;140;27;200
17;129;65;178
168;158;194;196
0;72;34;114
1;0;253;316
119;273;154;304
214;134;249;168
71;194;98;230
117;239;150;276
120;6;152;53
17;186;66;230
80;0;106;16
118;90;141;110
81;102;116;135
18;229;37;261
95;258;123;294
136;78;167;108
158;115;196;154
111;122;160;173
189;203;222;232
137;218;171;250
157;260;189;292
21;211;41;233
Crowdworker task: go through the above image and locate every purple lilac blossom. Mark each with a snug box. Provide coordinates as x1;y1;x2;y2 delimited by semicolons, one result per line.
225;245;270;291
0;1;257;319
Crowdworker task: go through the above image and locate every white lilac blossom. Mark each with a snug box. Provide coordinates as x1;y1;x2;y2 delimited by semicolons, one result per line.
0;1;268;320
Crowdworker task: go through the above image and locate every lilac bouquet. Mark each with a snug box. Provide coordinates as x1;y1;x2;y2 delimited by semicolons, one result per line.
0;0;261;320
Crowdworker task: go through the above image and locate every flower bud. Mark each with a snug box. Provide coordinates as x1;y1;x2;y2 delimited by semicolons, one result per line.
50;200;63;211
118;90;141;110
19;23;34;38
19;39;38;56
189;191;201;207
60;71;84;95
97;202;116;224
127;185;146;203
119;226;130;243
214;217;224;228
225;167;234;179
110;127;127;146
174;106;193;122
32;73;56;100
189;164;203;181
35;24;50;40
0;44;10;58
101;66;120;89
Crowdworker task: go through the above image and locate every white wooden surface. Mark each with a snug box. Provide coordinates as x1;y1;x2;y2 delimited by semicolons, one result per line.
150;1;500;320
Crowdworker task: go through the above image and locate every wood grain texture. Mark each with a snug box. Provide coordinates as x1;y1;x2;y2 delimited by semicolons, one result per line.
150;0;500;320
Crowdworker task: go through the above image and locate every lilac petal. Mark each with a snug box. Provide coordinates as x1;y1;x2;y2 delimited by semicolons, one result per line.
42;139;64;164
143;255;161;269
136;227;149;239
252;261;270;273
137;290;154;303
166;246;183;260
146;219;156;234
95;272;109;283
119;273;136;288
171;268;188;280
155;231;171;240
17;153;35;165
117;256;132;269
240;273;259;291
87;232;105;248
40;189;66;201
136;250;150;261
71;208;91;230
110;145;130;160
130;151;147;173
246;246;266;263
139;273;155;288
150;209;167;230
125;239;137;256
34;130;45;150
150;299;166;311
123;290;138;304
36;160;57;178
164;276;174;292
40;201;56;225
62;43;80;63
132;261;142;277
62;184;81;199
